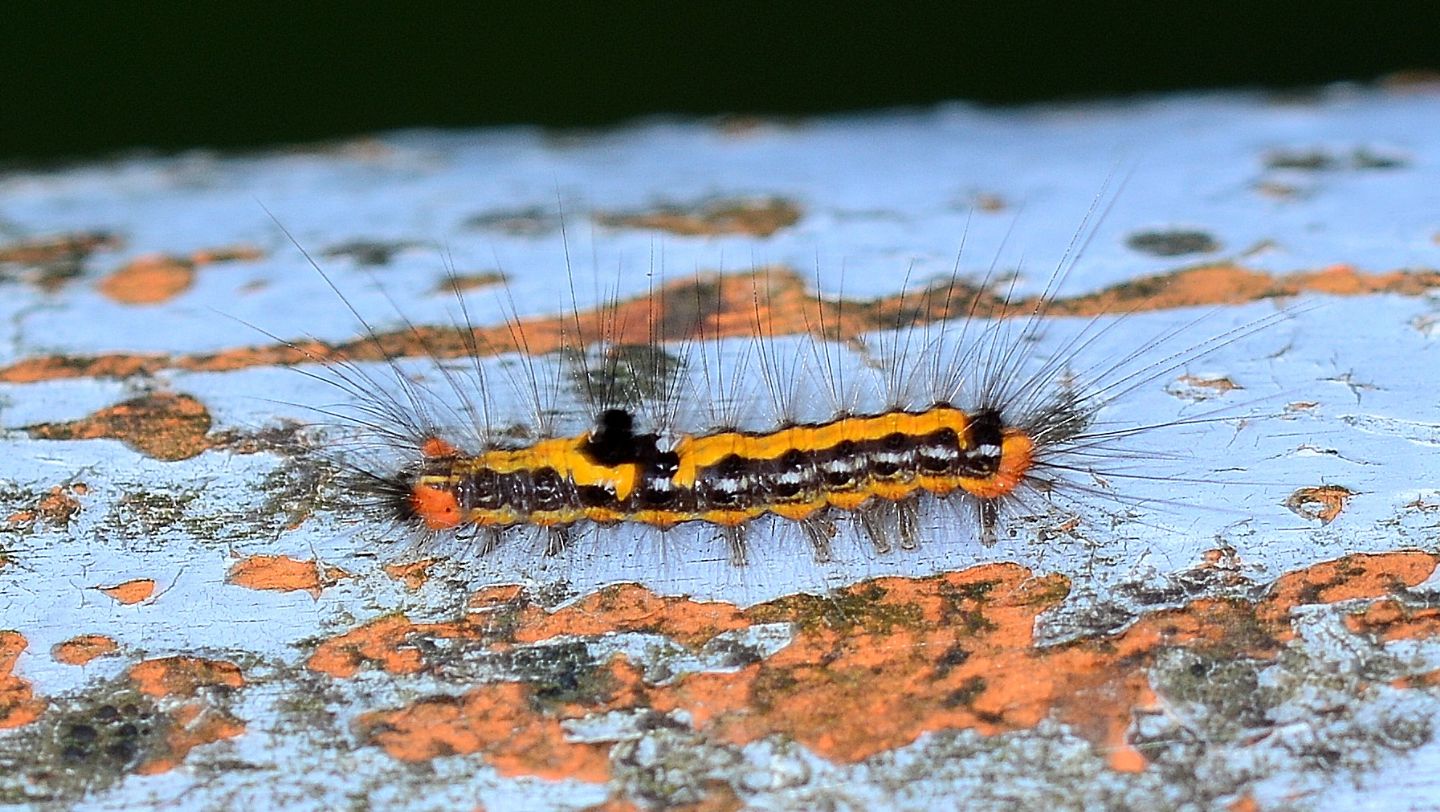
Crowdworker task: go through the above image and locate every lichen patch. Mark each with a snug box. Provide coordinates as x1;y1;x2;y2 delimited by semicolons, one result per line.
312;552;1440;781
26;393;214;461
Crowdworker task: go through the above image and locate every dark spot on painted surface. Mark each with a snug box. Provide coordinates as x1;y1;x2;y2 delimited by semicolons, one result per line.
1126;229;1221;257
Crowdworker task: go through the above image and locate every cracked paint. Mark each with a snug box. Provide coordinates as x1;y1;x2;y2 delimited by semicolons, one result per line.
3;89;1440;810
592;196;803;238
306;553;1437;786
0;264;1437;387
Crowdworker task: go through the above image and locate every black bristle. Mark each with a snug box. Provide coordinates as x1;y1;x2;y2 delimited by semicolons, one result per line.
336;462;421;532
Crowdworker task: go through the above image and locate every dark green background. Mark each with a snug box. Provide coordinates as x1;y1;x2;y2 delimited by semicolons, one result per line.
6;2;1440;163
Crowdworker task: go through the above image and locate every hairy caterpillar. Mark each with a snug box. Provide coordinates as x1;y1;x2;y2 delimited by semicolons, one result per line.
263;200;1289;570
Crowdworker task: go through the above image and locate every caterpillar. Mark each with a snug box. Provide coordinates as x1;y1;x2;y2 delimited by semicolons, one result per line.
266;201;1289;570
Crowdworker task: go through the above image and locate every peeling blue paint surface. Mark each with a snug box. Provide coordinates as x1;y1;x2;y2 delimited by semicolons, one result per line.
2;86;1440;810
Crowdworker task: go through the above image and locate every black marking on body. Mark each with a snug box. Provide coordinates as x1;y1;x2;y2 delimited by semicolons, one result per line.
430;406;1018;529
958;408;1005;477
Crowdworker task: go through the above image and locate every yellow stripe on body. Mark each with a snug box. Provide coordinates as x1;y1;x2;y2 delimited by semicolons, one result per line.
673;407;972;488
454;436;643;501
422;407;1034;531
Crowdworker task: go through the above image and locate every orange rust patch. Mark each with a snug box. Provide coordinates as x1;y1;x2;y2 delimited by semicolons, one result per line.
94;246;262;306
26;392;214;461
692;784;745;812
52;634;120;665
0;353;167;383
1284;485;1354;525
1107;741;1151;774
189;243;265;265
1262;551;1432;617
309;614;428;678
1345;593;1440;643
468;584;526;608
512;583;751;649
1174;374;1242;394
1198;545;1248;585
583;799;643;812
1107;680;1160;773
383;559;437;591
1041;263;1430;315
175;263;1440;361
971;192;1008;212
355;681;613;781
323;551;1437;777
128;655;245;698
7;482;86;528
5;263;1440;383
436;271;506;294
98;578;156;605
136;702;246;775
96;254;195;305
0;230;122;265
0;631;46;729
226;554;350;597
1393;668;1440;691
594;197;802;237
1228;794;1260;812
308;584;749;679
107;656;250;775
0;230;123;291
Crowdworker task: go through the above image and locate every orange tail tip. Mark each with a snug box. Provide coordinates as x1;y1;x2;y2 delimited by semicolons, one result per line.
964;432;1036;501
411;484;463;530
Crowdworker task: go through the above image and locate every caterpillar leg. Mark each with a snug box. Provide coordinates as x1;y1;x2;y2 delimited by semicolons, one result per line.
543;525;573;556
895;498;921;550
799;514;838;562
720;524;748;566
858;503;894;554
978;498;999;546
455;525;503;557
